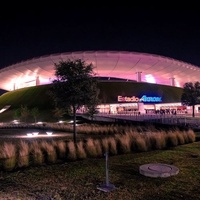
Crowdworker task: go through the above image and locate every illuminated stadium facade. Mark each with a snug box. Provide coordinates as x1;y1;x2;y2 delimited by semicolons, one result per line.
0;51;200;91
1;51;200;115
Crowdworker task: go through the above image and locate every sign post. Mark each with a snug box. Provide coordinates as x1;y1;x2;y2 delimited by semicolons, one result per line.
97;152;116;192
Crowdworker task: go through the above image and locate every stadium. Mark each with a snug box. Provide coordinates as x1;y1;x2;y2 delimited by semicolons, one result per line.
0;51;200;116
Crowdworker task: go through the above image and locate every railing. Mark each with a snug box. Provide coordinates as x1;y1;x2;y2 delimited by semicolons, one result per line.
91;113;200;129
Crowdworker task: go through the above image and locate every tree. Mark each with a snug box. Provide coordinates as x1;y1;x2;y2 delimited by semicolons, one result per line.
181;81;200;117
50;59;99;143
31;107;40;123
86;105;99;121
52;107;66;121
20;105;29;123
14;108;21;120
85;88;100;120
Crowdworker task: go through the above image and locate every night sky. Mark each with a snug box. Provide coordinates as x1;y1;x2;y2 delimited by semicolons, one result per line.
1;6;200;69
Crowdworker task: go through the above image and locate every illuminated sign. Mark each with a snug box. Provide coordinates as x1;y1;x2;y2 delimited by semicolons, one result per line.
118;95;162;103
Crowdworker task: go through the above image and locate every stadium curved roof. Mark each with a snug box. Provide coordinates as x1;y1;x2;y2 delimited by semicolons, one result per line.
0;51;200;91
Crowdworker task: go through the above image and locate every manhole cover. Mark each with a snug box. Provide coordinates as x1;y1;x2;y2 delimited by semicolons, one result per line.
139;163;179;178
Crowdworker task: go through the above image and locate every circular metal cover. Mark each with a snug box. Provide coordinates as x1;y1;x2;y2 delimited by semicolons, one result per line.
139;163;179;178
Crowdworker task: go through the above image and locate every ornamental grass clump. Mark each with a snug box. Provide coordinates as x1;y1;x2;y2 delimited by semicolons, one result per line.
154;131;167;149
93;139;103;157
41;141;57;164
115;133;132;154
108;124;119;134
0;142;17;171
76;140;87;160
53;140;67;160
85;138;98;158
101;137;109;153
145;133;157;150
77;125;91;134
182;130;190;143
107;137;117;155
174;130;185;145
133;135;148;152
186;129;196;143
18;140;30;168
67;141;77;161
31;141;44;166
166;131;179;147
145;132;166;150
